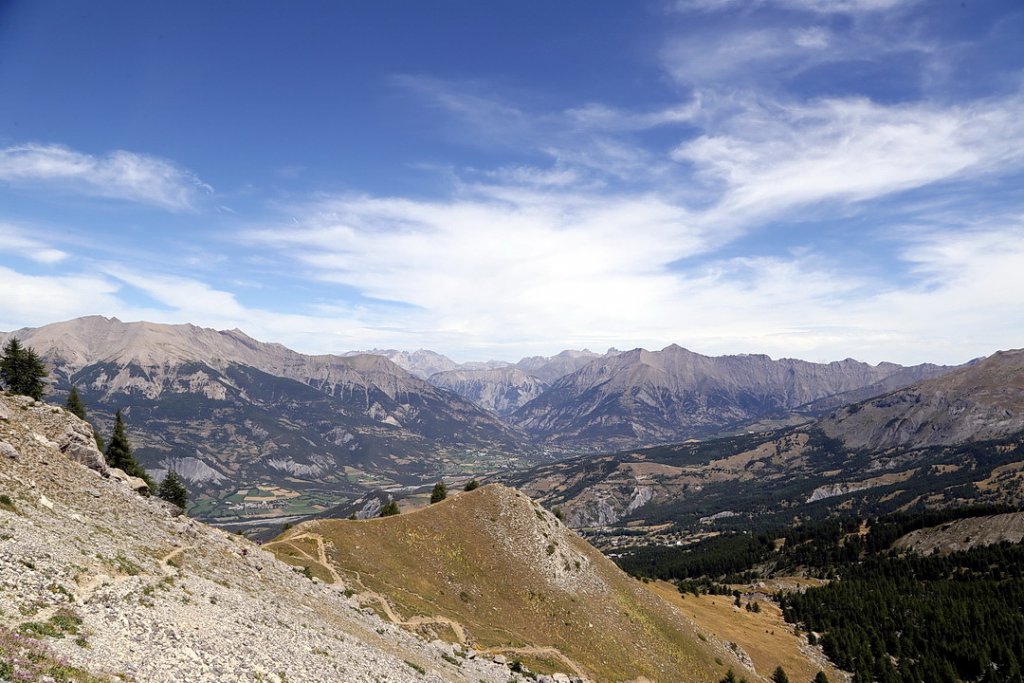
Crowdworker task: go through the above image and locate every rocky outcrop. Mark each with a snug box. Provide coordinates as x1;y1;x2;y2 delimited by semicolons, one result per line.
893;512;1024;555
806;481;877;503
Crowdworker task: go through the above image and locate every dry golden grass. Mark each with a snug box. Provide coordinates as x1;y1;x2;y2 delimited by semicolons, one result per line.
650;581;841;683
269;485;737;683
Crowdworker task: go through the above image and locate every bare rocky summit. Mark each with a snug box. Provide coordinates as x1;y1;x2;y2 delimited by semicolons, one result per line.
428;367;549;416
343;348;461;380
0;393;529;683
513;350;620;385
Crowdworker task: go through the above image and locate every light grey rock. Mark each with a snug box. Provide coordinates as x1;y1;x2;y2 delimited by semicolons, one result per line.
0;440;17;460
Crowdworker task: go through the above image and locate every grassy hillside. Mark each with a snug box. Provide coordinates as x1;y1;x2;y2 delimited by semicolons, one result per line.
268;485;738;682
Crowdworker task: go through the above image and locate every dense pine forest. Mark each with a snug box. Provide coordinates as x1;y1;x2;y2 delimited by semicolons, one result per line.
616;506;1024;682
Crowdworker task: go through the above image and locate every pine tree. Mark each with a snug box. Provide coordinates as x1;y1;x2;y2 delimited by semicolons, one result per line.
430;481;447;504
66;386;86;419
813;672;830;683
463;479;480;491
105;409;154;491
0;338;48;400
772;666;790;683
380;500;400;517
157;469;188;510
719;669;738;683
105;409;133;472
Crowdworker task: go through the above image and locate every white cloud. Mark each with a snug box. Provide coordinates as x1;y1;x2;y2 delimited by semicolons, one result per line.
673;0;916;14
0;267;122;331
0;223;68;264
0;143;212;211
563;101;701;131
673;94;1024;226
794;26;830;49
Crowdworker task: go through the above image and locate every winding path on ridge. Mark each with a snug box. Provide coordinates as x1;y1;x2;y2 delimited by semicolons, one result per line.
267;530;589;677
266;532;468;643
482;646;587;678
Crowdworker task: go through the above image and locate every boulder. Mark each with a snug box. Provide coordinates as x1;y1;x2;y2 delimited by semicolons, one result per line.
109;467;151;495
57;421;108;475
0;440;17;460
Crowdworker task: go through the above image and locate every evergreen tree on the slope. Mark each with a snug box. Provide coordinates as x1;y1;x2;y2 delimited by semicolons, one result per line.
464;479;480;491
105;409;154;492
430;480;447;504
158;469;188;511
379;499;400;517
66;386;86;419
0;338;47;400
772;666;790;683
813;673;830;683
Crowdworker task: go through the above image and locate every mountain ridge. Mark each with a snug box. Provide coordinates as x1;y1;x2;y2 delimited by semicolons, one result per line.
511;343;953;449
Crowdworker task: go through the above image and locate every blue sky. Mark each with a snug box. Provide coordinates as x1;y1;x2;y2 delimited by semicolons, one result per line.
1;0;1022;365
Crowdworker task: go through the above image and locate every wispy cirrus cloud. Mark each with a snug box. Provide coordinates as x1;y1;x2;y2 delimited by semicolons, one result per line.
0;223;68;264
672;0;918;15
0;143;212;211
675;93;1024;226
240;70;1024;363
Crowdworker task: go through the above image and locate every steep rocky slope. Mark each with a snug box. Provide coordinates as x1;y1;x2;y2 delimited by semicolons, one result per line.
893;512;1024;556
428;367;549;416
821;349;1024;450
269;485;748;682
0;393;520;683
513;345;951;449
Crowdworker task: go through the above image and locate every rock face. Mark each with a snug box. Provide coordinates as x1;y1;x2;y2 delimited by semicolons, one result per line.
512;344;952;449
428;367;549;416
821;349;1024;450
0;393;519;683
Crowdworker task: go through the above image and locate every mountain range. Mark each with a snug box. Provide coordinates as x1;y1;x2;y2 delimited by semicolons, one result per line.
0;392;567;683
2;389;841;683
2;316;958;521
514;348;1024;535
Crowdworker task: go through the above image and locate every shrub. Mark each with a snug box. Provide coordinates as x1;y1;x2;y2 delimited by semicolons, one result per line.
430;481;447;504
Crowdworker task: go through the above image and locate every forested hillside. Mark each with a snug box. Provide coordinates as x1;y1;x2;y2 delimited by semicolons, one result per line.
616;507;1024;683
